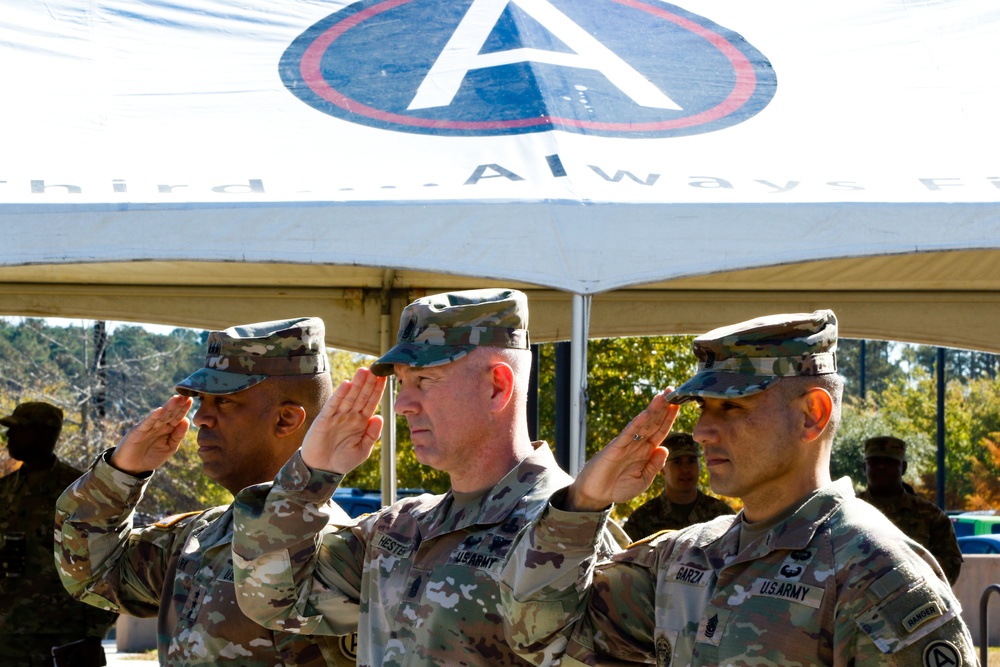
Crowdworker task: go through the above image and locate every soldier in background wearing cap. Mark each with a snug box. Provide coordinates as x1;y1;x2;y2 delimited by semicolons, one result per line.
54;318;360;667
0;402;117;666
501;310;974;666
858;436;963;585
230;289;625;666
624;432;734;541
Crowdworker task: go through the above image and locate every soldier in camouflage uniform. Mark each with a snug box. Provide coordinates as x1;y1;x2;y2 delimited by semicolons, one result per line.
54;318;359;667
229;289;625;666
624;432;734;541
0;402;117;666
501;310;976;666
858;436;963;585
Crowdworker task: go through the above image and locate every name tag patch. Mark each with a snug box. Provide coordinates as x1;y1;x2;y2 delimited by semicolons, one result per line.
751;577;824;608
666;562;711;587
448;550;501;570
374;532;411;558
904;602;942;633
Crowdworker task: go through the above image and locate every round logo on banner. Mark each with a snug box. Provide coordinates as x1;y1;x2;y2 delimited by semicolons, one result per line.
281;0;777;138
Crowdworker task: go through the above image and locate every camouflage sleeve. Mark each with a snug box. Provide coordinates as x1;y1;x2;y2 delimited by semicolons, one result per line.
500;488;645;665
54;450;173;617
928;512;963;586
833;554;976;665
232;450;362;637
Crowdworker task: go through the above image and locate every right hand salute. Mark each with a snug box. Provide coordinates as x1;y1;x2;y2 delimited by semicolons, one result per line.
564;389;679;512
301;367;386;474
110;394;194;475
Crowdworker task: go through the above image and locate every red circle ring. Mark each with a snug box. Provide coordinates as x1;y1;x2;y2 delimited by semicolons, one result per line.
300;0;758;131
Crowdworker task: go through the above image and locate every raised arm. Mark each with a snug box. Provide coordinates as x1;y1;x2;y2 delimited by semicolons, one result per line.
565;390;678;511
232;367;384;635
501;390;677;663
55;396;196;615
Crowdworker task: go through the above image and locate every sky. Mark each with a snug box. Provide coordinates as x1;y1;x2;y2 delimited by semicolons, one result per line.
30;317;197;336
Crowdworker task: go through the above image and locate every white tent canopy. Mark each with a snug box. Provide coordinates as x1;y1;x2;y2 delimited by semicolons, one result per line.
1;0;998;351
2;0;1000;477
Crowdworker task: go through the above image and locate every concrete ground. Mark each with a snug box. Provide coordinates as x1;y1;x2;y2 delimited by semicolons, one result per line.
102;639;157;666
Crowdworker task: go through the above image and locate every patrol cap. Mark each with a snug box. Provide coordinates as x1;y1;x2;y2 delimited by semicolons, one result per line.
175;317;329;396
666;310;838;404
371;289;529;377
665;432;701;461
864;436;907;461
0;402;63;431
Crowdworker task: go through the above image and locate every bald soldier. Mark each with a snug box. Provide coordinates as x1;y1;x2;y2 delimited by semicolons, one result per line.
624;432;734;541
55;318;358;667
858;436;963;585
229;289;625;666
501;310;975;666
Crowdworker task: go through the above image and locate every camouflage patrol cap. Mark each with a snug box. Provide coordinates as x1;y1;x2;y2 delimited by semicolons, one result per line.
666;310;838;404
175;317;329;396
864;436;907;461
665;432;701;461
0;402;63;431
371;289;529;377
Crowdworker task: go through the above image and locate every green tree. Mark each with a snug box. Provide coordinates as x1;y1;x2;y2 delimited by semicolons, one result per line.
0;318;226;519
535;336;704;519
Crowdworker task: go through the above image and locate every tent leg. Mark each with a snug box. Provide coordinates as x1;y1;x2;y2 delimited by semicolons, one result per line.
380;300;397;506
569;294;591;476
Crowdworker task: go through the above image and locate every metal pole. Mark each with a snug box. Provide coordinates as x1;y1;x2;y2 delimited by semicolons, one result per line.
527;344;539;441
380;298;397;507
555;342;571;473
936;346;946;510
980;583;1000;667
859;339;866;400
569;294;591;476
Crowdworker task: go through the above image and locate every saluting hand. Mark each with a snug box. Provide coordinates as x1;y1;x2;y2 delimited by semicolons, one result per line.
110;394;193;475
301;367;386;474
564;389;679;512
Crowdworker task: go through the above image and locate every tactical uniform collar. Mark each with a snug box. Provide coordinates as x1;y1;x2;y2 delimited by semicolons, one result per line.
694;478;855;559
419;442;570;539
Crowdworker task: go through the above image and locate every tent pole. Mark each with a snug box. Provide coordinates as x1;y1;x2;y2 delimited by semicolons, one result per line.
380;283;397;506
569;294;592;476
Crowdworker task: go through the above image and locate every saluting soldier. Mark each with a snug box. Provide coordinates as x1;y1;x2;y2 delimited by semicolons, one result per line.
501;310;975;666
228;289;626;666
55;318;358;666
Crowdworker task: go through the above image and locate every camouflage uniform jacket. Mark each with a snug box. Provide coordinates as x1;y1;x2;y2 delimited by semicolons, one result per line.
624;490;735;542
54;450;358;667
857;489;963;585
232;442;625;667
0;459;117;658
501;478;976;666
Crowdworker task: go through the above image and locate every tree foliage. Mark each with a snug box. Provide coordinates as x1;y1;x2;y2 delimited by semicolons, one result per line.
2;318;999;519
0;318;222;520
834;341;1000;510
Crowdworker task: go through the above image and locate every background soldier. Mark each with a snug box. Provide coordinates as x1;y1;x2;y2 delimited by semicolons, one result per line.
0;401;117;667
624;432;734;541
858;435;963;584
55;318;357;667
501;310;975;666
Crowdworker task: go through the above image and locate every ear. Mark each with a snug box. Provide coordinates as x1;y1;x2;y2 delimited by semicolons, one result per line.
488;362;516;413
274;403;308;438
799;387;832;443
901;460;908;476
